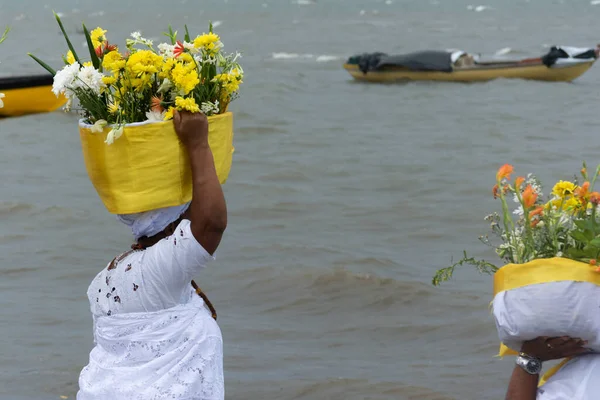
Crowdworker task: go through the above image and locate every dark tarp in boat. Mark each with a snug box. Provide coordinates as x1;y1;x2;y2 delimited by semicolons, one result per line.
0;74;54;90
347;51;453;74
541;46;598;67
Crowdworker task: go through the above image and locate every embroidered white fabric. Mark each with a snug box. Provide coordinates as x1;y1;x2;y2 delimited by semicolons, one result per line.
78;219;223;400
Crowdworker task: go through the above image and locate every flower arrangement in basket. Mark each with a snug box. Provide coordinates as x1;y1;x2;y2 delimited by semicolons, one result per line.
0;26;10;108
29;13;243;214
433;163;600;357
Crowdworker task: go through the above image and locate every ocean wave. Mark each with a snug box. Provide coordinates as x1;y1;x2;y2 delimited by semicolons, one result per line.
467;5;492;12
271;52;342;62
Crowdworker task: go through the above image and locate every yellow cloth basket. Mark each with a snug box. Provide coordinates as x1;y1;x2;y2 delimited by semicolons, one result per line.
79;112;234;214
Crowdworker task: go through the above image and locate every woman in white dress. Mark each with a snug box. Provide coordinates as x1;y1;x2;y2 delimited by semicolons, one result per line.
77;111;227;400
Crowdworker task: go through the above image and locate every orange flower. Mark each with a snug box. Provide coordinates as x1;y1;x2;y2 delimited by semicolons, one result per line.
590;259;597;266
515;176;525;188
529;206;544;227
496;164;514;181
595;266;600;273
492;184;499;199
522;184;537;209
151;95;164;112
530;206;544;218
95;45;103;58
591;192;600;206
575;181;590;199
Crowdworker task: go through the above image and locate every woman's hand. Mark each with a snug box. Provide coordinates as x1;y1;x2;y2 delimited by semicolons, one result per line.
521;336;590;362
173;110;209;149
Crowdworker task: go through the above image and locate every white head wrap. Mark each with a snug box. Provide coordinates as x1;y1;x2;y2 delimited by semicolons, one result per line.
117;202;191;240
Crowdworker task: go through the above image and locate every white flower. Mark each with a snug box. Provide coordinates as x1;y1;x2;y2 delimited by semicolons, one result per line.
200;100;219;115
157;78;172;94
131;31;142;40
74;65;105;95
145;110;166;122
556;251;563;257
104;125;124;145
513;206;524;217
64;97;73;112
0;92;4;108
158;43;175;58
90;119;108;133
52;62;81;96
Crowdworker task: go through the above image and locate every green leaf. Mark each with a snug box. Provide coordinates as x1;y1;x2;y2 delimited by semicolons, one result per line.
184;25;191;42
82;23;101;70
589;238;600;248
565;248;590;259
54;10;80;64
570;230;591;243
0;26;10;44
28;53;56;75
574;219;595;232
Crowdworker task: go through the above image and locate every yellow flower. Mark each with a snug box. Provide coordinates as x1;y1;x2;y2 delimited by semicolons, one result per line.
175;96;200;112
213;71;242;95
83;61;93;67
193;32;220;53
164;106;175;121
125;50;163;91
102;76;117;86
66;50;76;65
171;63;199;95
563;197;582;211
552;181;577;198
90;27;107;49
159;57;178;80
108;101;120;114
102;50;126;73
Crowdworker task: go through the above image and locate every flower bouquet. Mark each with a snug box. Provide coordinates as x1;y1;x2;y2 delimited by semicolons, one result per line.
433;163;600;355
29;13;243;214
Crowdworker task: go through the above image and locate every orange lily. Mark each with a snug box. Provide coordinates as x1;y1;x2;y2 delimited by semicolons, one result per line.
151;95;164;112
515;176;525;188
591;192;600;206
522;185;537;209
575;181;590;199
496;164;514;181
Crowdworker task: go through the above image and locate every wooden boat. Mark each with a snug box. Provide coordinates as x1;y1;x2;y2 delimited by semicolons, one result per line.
0;74;66;117
344;46;600;83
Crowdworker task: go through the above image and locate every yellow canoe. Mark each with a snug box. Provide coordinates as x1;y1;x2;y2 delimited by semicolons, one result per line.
344;60;596;83
0;74;66;117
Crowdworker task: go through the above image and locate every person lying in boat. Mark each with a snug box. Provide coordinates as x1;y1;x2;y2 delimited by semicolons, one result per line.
77;111;227;400
505;336;600;399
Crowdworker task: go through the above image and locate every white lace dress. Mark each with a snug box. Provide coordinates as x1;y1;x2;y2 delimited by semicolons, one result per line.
77;219;224;400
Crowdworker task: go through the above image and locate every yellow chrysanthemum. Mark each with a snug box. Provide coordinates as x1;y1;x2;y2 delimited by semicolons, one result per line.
125;50;163;91
102;76;117;86
90;27;107;49
164;106;175;121
159;57;178;80
552;181;577;198
563;197;582;211
66;50;76;65
213;71;242;95
175;96;200;113
171;63;199;95
193;32;220;53
108;101;120;114
83;61;93;67
102;50;126;73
